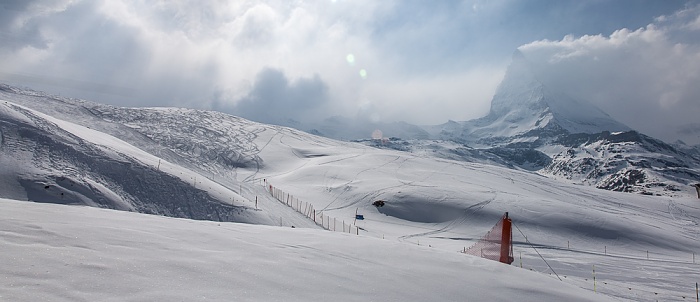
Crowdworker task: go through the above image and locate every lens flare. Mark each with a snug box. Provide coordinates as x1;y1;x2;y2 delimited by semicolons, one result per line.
346;54;355;65
359;69;367;79
371;129;383;140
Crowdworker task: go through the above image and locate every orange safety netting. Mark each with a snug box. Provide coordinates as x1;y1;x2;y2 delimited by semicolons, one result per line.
463;212;513;264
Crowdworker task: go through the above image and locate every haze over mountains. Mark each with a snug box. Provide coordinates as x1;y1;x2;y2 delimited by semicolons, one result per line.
3;49;699;202
431;50;631;141
295;51;643;141
290;52;700;197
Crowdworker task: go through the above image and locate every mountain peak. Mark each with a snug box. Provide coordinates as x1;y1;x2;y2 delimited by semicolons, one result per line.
489;50;546;117
476;51;630;138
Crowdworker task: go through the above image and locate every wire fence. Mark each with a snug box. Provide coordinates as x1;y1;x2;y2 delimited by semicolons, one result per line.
516;260;698;302
257;181;698;300
508;235;699;302
264;180;359;235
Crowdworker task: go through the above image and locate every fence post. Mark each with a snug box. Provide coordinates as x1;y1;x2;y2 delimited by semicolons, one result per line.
519;251;522;268
593;265;596;293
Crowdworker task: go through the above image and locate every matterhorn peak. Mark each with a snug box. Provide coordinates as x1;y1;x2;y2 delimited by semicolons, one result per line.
488;50;547;118
472;49;630;138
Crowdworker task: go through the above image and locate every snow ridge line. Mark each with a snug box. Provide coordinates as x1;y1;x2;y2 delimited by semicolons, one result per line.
264;180;359;235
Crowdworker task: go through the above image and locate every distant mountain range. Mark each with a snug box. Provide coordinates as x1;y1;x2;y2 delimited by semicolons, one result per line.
1;50;699;198
305;51;700;197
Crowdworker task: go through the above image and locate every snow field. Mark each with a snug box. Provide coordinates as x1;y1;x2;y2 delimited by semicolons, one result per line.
0;198;616;302
1;90;699;301
249;132;700;301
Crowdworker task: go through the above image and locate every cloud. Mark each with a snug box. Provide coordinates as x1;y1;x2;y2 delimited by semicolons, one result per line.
0;0;511;125
0;0;693;136
221;68;329;125
518;4;700;144
0;0;75;50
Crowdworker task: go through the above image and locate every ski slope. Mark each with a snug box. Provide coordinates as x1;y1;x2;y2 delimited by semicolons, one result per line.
1;87;700;301
0;198;613;302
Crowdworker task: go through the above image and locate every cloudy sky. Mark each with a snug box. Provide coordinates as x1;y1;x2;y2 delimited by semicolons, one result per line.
1;0;699;144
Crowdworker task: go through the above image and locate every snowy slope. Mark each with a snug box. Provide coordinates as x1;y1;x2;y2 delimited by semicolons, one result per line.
0;198;614;302
0;101;267;221
1;84;700;301
0;97;320;228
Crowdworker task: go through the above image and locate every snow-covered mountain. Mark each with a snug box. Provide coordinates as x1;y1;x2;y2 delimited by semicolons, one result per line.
542;131;700;195
0;92;267;224
1;83;699;301
488;50;632;135
349;51;700;197
429;50;630;144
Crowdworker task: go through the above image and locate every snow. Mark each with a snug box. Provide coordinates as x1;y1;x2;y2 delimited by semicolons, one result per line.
1;86;700;301
438;50;630;142
0;198;613;302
